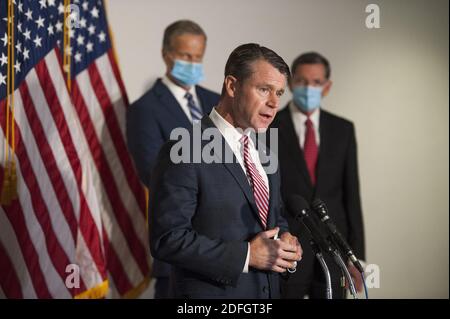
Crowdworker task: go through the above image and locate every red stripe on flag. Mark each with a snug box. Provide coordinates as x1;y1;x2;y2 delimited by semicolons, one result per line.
1;100;53;298
107;50;129;106
87;63;146;215
34;60;107;280
1;94;87;297
101;227;133;295
71;81;149;277
50;53;134;294
19;82;79;243
1;202;52;298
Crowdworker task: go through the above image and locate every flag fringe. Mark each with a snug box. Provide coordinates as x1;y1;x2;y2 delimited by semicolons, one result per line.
0;165;11;205
74;280;109;299
1;161;17;205
73;275;152;299
123;275;151;299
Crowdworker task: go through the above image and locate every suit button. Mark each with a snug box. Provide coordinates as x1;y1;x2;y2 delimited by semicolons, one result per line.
262;286;269;294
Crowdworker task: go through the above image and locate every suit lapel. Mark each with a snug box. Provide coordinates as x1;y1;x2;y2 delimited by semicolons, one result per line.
222;161;261;225
266;167;276;229
315;111;330;193
280;109;314;189
154;79;191;128
195;86;212;115
201;117;264;229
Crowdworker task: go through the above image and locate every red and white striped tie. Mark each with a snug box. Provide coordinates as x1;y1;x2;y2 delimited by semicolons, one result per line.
241;135;269;229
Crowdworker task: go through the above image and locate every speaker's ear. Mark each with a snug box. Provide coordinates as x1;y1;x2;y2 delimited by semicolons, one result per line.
224;75;238;98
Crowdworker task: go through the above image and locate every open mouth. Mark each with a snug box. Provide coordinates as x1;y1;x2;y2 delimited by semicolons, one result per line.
260;113;273;121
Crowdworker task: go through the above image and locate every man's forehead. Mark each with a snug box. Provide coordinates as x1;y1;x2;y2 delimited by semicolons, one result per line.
294;63;326;77
248;60;287;85
171;33;205;47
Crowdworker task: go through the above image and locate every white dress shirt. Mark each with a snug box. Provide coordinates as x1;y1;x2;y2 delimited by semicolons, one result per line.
289;101;321;148
209;107;270;273
161;75;202;122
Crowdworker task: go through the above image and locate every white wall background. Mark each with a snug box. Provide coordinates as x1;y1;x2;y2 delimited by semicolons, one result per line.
106;0;449;298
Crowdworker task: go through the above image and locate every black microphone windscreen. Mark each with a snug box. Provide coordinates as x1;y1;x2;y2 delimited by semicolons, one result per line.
311;198;326;211
286;195;309;217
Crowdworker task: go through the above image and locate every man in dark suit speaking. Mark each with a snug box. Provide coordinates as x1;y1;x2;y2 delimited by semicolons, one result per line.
271;52;365;299
126;20;220;298
149;43;302;299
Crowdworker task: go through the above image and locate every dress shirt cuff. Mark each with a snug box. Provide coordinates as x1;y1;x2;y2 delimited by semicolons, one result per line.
243;243;250;273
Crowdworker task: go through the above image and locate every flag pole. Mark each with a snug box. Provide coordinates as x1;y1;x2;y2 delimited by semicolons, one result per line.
63;0;71;92
1;0;17;205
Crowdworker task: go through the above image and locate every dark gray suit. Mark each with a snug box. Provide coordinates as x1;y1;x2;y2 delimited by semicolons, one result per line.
149;116;289;298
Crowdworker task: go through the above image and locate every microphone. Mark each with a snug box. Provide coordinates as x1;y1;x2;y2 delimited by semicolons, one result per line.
285;195;334;255
311;198;364;273
286;195;360;299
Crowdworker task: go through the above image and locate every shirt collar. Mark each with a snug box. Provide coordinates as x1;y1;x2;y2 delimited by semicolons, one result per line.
209;107;253;149
161;75;196;101
289;100;320;128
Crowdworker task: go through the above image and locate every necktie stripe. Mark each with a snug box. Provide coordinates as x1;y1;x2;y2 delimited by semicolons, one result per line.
255;196;269;214
243;147;269;197
254;188;269;208
190;104;203;114
246;166;269;195
184;92;203;121
240;135;269;228
250;175;269;198
190;109;202;120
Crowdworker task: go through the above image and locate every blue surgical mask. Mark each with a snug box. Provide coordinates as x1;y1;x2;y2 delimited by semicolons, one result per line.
292;86;323;112
170;59;204;86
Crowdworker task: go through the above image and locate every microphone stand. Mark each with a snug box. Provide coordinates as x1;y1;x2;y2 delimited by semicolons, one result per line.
309;239;332;299
331;249;358;299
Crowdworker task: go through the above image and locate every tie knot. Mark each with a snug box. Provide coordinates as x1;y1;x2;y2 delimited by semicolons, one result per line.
240;134;249;145
184;92;193;101
305;117;313;127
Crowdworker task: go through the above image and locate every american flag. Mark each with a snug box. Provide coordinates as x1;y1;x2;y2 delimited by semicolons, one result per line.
0;0;150;298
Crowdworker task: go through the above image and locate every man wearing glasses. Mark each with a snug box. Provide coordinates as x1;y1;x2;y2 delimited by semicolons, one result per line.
271;52;365;299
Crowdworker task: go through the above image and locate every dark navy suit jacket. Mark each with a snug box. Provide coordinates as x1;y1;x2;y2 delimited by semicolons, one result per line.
149;116;289;298
127;78;220;187
270;106;365;297
126;79;220;279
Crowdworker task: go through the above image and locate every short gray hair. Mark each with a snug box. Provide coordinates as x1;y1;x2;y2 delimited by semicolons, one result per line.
162;20;207;53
